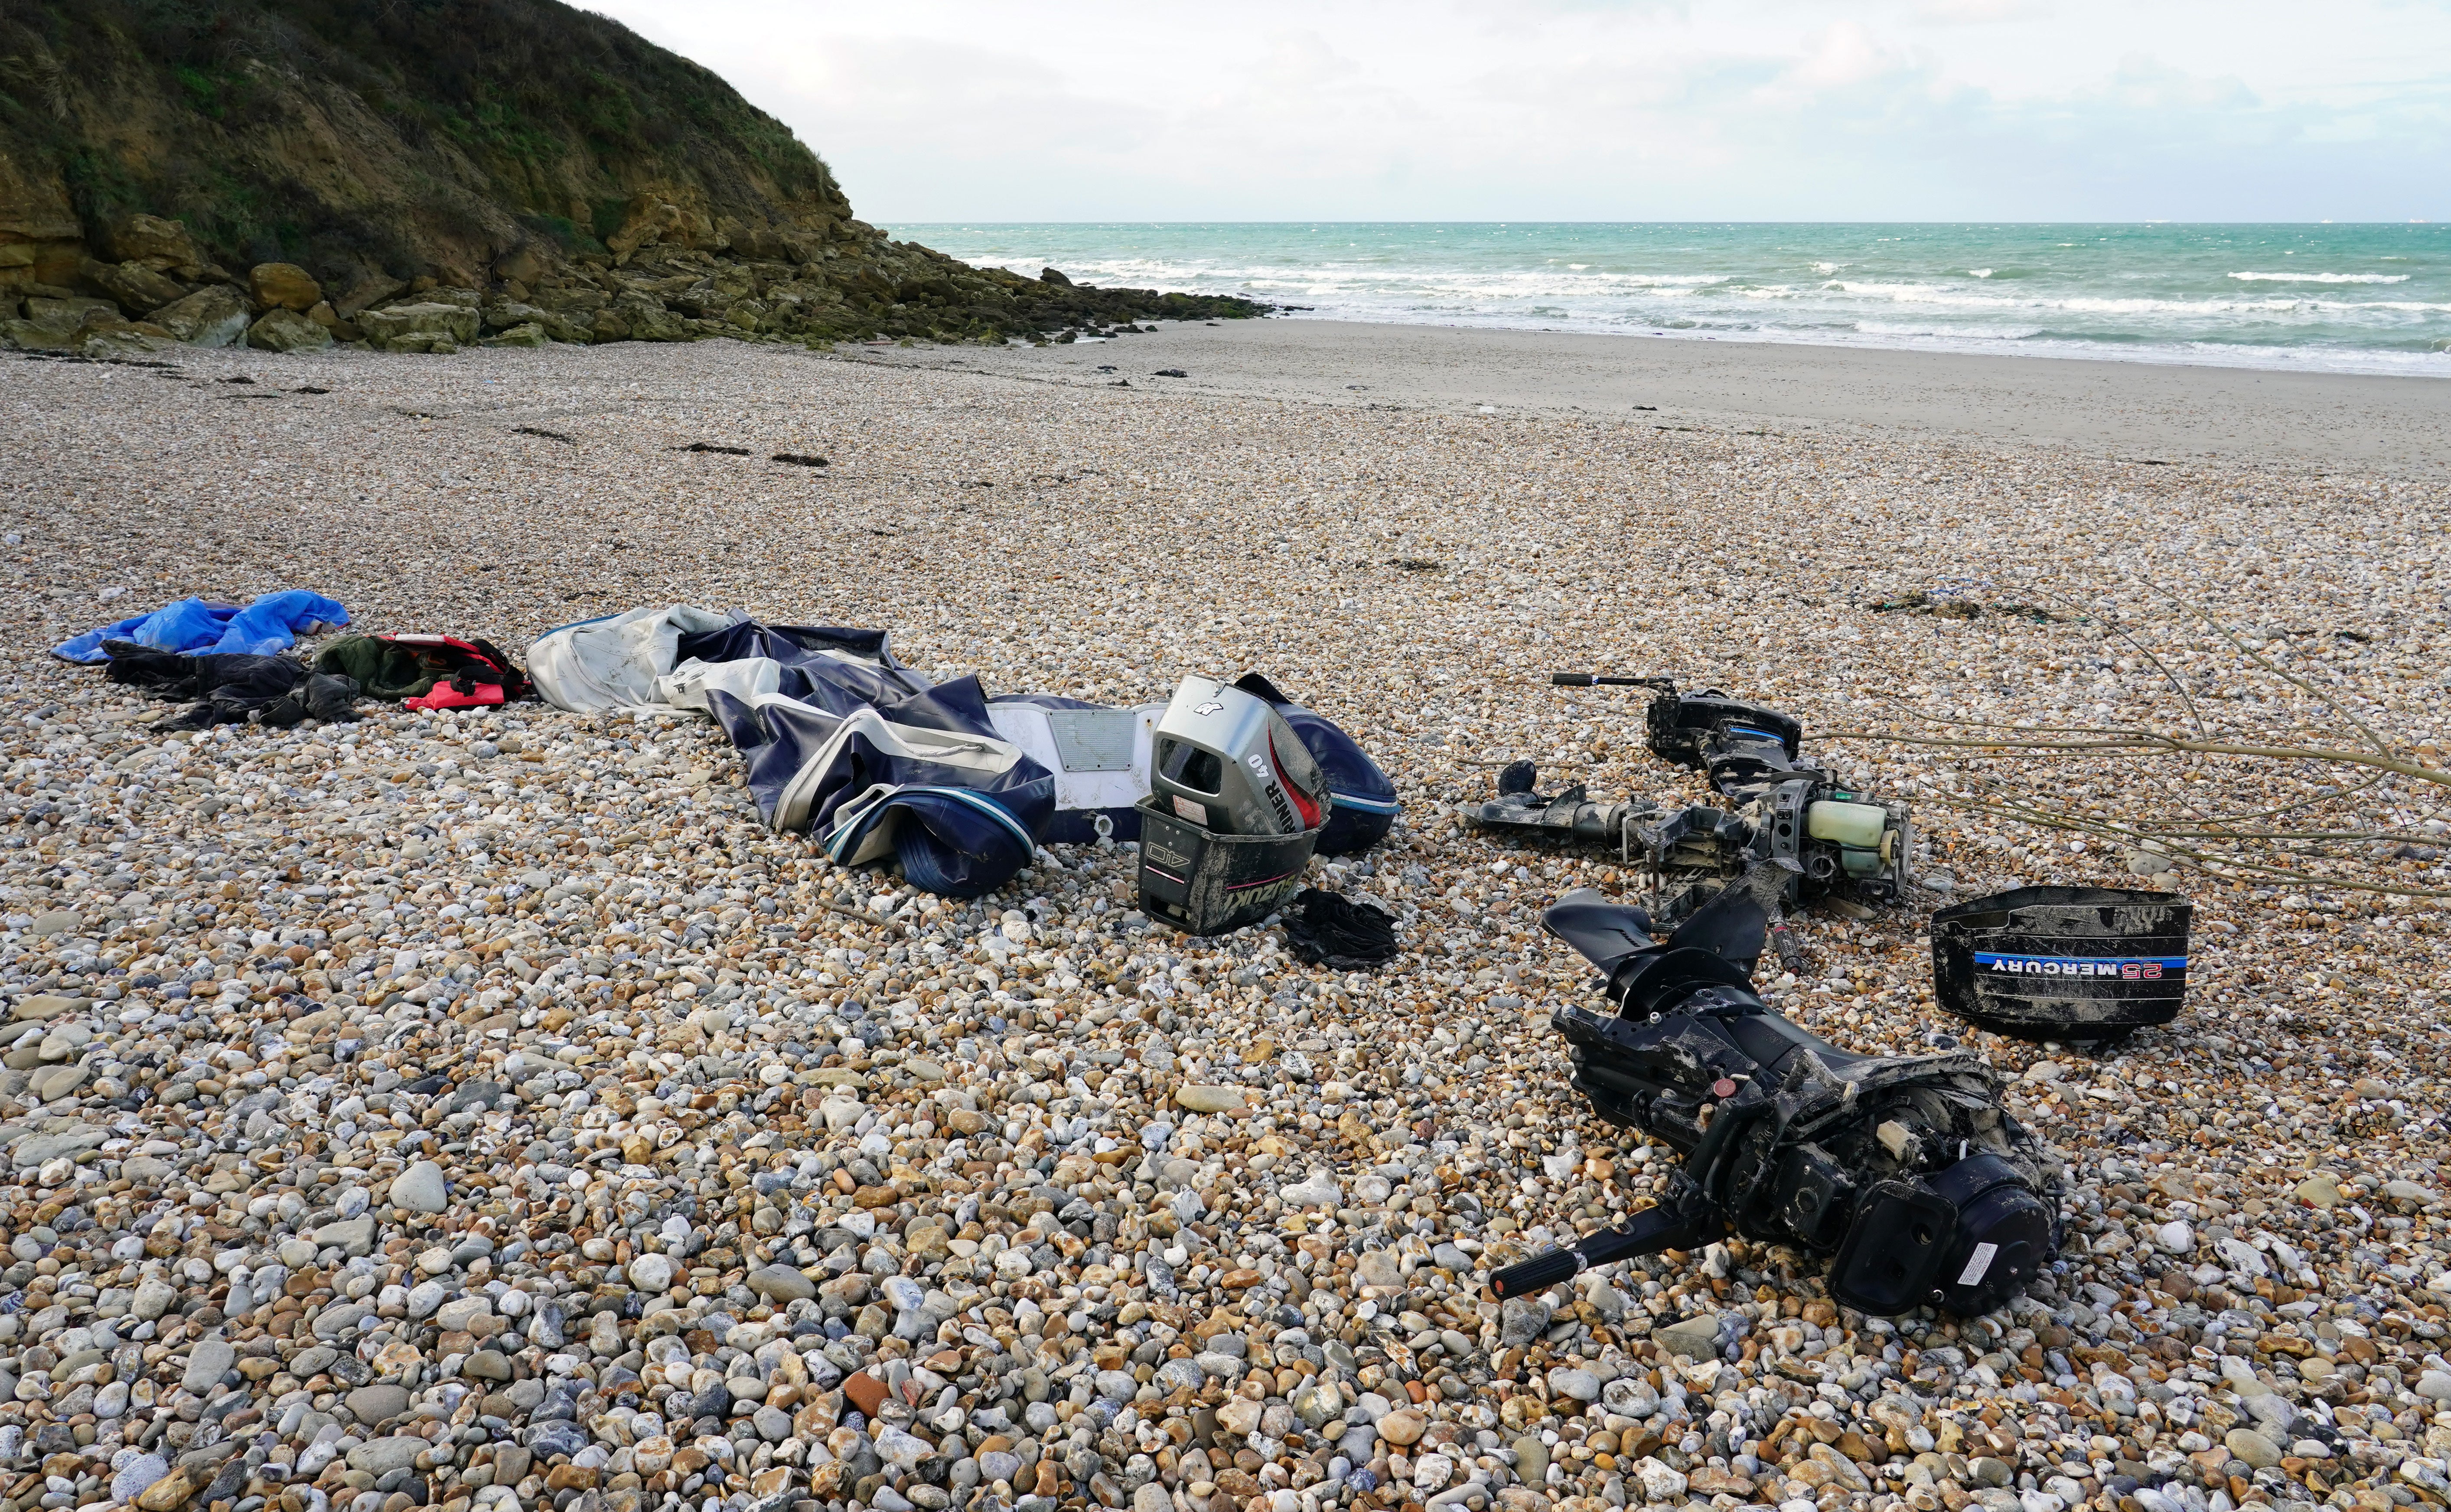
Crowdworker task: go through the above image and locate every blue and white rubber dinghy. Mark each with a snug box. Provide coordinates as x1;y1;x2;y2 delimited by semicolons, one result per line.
531;606;1054;898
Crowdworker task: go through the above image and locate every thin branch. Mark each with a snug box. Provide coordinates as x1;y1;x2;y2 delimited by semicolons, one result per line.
2157;583;2397;759
2024;583;2208;741
2034;825;2418;844
1805;588;2448;901
1936;758;2395;833
1826;729;2451;789
1921;779;2402;847
1911;792;2451;898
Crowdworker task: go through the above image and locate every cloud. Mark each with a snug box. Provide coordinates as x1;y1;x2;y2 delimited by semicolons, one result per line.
587;0;2451;221
1756;19;1927;104
1254;31;1361;92
1910;0;2051;24
2102;52;2260;111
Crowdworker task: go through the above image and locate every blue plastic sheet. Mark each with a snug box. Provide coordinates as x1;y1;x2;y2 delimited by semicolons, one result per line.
52;590;350;664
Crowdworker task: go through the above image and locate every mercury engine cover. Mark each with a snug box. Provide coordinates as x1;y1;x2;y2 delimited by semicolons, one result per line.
1931;886;2192;1038
1149;675;1331;838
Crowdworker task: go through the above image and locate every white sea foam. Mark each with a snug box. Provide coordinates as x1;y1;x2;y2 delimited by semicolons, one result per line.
2228;271;2411;284
901;223;2451;377
1834;280;1964;301
1856;319;2044;341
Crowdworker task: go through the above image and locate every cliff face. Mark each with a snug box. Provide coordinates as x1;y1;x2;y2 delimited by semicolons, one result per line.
0;0;1256;351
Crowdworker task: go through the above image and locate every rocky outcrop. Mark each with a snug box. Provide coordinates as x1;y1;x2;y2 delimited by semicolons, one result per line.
142;287;250;349
355;302;482;355
7;226;1258;361
0;146;82;291
0;0;1262;358
244;308;332;353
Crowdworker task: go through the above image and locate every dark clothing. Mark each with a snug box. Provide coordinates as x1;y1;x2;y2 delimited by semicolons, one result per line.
103;641;361;730
313;633;531;704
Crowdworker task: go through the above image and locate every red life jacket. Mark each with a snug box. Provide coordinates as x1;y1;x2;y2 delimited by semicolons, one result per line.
378;634;533;705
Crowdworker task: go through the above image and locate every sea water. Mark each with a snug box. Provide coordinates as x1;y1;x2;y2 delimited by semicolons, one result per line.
885;222;2451;376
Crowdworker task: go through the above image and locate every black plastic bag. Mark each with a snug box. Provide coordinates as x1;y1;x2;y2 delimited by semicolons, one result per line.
1282;888;1398;969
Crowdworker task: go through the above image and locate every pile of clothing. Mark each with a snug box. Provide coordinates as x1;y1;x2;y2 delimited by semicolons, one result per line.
103;644;364;731
53;590;349;664
64;590;537;731
313;634;532;710
526;604;1402;900
1282;887;1401;969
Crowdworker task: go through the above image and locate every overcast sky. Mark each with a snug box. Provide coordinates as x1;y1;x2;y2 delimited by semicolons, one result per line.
589;0;2449;222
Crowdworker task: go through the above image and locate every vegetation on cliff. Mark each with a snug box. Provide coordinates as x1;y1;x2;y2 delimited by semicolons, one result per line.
0;0;1261;350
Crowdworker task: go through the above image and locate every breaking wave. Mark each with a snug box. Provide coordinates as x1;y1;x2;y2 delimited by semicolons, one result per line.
2229;271;2412;284
892;222;2451;376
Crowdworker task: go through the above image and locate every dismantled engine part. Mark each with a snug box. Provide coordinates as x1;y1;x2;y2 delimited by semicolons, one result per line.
1641;684;1806;794
1467;679;1908;925
1489;863;2061;1316
1931;886;2192;1039
1151;675;1330;838
1134;795;1319;936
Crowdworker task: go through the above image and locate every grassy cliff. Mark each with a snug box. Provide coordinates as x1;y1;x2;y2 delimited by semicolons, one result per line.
0;0;1259;347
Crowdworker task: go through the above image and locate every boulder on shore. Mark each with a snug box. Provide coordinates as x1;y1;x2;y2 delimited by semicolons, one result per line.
104;214;206;277
250;262;324;312
80;258;188;314
248;307;333;352
148;286;251;347
358;301;481;352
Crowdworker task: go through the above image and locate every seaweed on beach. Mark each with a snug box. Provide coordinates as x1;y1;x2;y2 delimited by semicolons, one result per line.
1872;588;2058;623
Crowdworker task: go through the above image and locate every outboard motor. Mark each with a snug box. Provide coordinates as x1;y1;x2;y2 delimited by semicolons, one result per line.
1490;864;2061;1316
1467;678;1908;929
1138;675;1331;935
1230;672;1400;854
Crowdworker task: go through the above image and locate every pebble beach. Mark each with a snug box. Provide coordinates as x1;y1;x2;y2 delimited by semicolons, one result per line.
1;333;2448;1512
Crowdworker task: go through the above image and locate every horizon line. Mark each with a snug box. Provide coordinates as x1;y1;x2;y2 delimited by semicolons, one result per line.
875;218;2439;228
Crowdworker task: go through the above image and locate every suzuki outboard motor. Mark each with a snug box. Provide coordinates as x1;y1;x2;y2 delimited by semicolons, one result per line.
1231;672;1400;854
1138;675;1332;936
1490;864;2060;1316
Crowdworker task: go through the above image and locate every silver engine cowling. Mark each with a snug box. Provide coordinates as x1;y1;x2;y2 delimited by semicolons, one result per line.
1148;675;1330;838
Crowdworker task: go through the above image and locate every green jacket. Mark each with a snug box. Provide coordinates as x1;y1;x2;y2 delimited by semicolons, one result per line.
312;635;448;701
